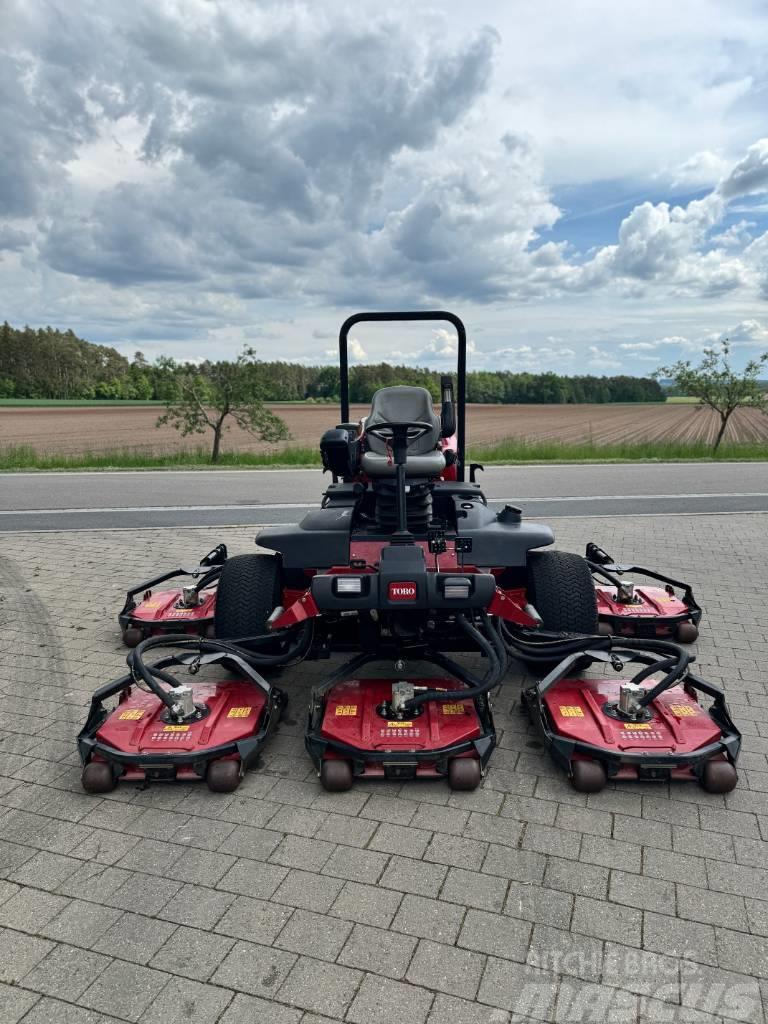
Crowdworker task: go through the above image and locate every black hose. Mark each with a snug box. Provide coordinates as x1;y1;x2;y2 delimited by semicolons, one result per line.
404;613;503;711
193;565;223;593
128;622;313;704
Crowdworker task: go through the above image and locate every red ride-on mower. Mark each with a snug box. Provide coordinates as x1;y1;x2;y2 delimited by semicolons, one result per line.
586;542;702;643
213;311;600;656
76;630;310;793
118;545;227;647
519;635;740;793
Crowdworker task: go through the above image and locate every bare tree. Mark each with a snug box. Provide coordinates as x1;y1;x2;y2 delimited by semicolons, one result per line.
656;341;768;451
157;348;289;462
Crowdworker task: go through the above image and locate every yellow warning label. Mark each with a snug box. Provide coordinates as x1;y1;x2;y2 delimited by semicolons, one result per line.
227;707;252;718
163;725;190;732
118;709;144;720
387;722;413;728
335;704;358;716
442;703;466;716
669;704;697;717
623;723;652;730
559;706;584;717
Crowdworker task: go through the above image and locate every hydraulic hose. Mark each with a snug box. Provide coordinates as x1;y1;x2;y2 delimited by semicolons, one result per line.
128;622;313;706
404;613;503;712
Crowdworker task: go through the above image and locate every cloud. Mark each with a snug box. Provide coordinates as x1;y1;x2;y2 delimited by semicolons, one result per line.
670;149;731;189
326;337;366;361
2;0;768;373
718;139;768;200
587;345;622;371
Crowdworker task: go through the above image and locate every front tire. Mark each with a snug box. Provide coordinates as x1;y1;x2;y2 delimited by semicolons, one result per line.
527;550;599;634
214;554;282;640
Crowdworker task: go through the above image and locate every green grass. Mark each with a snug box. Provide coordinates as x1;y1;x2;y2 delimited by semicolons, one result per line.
665;396;703;404
0;398;166;407
470;437;768;463
1;437;767;471
0;445;319;470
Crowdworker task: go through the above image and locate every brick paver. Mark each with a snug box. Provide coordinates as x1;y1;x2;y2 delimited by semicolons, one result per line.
0;513;766;1023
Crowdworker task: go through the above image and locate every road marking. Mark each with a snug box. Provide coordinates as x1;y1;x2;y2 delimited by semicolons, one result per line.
3;492;768;516
1;509;766;535
2;460;765;479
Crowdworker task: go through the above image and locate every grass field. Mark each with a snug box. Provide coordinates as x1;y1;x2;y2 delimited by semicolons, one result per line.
1;438;766;471
0;398;167;407
1;400;766;468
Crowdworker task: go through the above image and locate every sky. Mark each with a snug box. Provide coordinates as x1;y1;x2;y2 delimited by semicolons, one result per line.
1;0;768;375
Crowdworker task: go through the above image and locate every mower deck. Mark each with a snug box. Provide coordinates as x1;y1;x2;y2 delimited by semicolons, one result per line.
308;676;494;789
78;644;286;793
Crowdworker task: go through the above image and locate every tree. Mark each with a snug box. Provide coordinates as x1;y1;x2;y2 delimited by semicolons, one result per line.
656;342;768;450
157;348;290;462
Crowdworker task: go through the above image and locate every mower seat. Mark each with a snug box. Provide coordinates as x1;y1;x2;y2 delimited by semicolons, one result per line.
362;386;446;478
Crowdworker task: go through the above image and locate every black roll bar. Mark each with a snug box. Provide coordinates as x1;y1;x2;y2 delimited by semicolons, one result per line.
338;311;468;481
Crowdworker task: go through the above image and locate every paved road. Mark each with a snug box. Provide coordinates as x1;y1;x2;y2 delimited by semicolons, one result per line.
0;462;765;531
0;516;765;1024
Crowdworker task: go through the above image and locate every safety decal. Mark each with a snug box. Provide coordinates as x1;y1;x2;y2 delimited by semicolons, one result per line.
442;703;466;715
386;721;414;728
227;707;252;718
163;725;190;732
669;704;697;717
118;709;144;720
559;706;584;717
623;723;652;730
335;705;358;716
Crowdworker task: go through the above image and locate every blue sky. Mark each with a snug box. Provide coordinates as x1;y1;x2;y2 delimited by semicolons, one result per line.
1;0;768;374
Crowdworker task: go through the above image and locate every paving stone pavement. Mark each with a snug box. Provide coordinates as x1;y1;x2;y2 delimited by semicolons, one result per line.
0;514;766;1024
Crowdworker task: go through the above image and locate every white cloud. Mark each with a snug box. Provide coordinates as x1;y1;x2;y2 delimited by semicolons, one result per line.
2;0;768;374
587;346;622;371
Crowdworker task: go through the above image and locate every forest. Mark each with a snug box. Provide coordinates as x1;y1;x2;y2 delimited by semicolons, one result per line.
0;322;665;404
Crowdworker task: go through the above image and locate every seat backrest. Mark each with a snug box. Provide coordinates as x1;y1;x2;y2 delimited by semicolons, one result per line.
365;386;441;455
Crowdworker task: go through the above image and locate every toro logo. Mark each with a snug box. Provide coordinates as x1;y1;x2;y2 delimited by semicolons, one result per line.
388;581;417;601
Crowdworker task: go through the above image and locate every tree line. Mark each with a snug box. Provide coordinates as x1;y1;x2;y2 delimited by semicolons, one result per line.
0;322;665;403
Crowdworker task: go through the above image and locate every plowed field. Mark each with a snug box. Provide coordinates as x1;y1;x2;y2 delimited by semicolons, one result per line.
2;403;767;457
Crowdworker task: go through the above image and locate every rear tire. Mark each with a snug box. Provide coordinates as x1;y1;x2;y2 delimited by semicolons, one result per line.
701;760;737;794
527;550;599;634
448;758;482;791
320;759;353;792
82;762;115;794
207;759;241;793
570;759;607;793
214;554;282;640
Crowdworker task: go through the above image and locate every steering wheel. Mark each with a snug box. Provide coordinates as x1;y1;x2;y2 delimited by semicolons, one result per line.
366;420;434;446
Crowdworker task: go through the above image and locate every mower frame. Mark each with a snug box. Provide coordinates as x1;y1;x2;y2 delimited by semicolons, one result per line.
77;649;284;784
586;541;702;632
524;647;741;782
118;544;228;633
305;649;496;781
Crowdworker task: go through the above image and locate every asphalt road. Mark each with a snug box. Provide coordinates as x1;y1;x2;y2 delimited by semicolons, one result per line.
0;462;765;531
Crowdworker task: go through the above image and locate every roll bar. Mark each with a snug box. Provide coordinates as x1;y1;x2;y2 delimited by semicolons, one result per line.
338;311;468;481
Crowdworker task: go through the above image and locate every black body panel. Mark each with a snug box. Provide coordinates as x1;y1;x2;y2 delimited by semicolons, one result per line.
259;479;552;569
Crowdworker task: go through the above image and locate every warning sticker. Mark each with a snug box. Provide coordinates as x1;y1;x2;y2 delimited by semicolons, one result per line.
623;723;651;730
163;725;190;732
669;704;697;717
559;706;584;717
442;703;466;716
387;721;414;728
118;709;144;720
227;707;252;718
335;705;358;716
